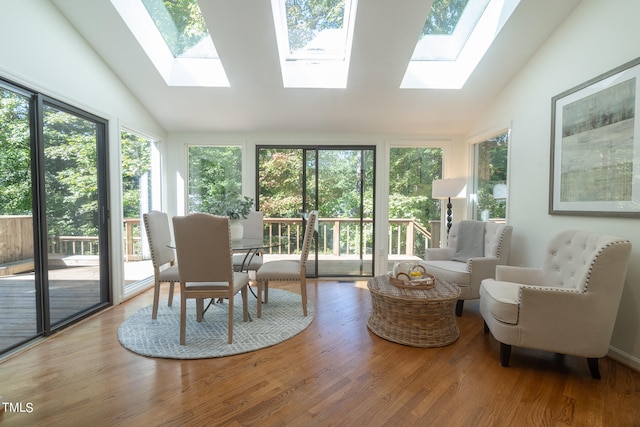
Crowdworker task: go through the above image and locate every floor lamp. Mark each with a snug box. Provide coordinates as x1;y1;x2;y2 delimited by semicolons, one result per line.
432;178;467;237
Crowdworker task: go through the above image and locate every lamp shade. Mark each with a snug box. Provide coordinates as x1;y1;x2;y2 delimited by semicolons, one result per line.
432;178;467;199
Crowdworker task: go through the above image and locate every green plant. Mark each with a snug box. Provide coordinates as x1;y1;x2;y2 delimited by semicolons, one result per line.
210;195;254;220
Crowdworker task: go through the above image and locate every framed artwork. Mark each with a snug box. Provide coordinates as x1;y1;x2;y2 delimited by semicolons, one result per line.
550;57;640;216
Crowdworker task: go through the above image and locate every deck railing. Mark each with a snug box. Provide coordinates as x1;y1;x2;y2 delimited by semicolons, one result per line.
1;216;438;265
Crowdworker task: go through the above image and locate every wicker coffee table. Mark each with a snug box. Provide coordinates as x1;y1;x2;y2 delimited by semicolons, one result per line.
367;274;461;347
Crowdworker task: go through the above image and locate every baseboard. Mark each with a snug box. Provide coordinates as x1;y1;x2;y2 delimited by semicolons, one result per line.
608;346;640;372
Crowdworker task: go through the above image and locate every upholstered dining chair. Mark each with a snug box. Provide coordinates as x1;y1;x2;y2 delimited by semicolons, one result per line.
420;220;513;316
233;210;264;273
479;230;632;378
255;210;318;318
143;211;180;320
172;213;249;345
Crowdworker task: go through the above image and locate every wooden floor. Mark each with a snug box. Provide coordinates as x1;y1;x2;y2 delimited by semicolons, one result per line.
1;280;639;426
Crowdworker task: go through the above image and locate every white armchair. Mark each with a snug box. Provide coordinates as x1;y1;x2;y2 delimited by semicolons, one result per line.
420;220;513;316
479;230;632;378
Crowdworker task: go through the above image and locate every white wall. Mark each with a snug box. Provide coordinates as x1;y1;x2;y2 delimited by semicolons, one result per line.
0;0;166;303
467;0;640;368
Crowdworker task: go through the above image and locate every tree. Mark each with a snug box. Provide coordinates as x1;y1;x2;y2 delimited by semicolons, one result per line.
286;0;345;51
121;131;152;219
0;90;32;215
423;0;471;35
187;146;243;213
141;0;209;57
42;105;100;237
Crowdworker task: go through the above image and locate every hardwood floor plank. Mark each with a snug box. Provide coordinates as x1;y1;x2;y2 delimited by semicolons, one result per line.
1;280;639;426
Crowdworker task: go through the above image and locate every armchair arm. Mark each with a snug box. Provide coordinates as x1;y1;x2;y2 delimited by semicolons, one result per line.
468;257;500;279
424;247;455;261
495;265;543;285
466;257;502;299
516;286;610;357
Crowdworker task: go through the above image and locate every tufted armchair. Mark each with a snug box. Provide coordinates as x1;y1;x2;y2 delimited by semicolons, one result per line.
419;220;513;316
479;230;632;378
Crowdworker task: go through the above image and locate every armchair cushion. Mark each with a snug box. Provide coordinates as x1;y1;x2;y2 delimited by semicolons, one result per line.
479;280;520;324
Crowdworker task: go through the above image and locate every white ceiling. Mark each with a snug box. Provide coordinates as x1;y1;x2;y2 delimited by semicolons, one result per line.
52;0;581;135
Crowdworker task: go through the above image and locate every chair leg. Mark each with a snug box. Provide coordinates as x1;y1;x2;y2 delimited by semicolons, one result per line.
500;343;511;367
152;279;161;319
180;292;187;345
264;281;269;303
455;300;464;317
196;298;204;322
301;276;308;317
587;358;601;379
483;321;489;334
242;286;249;322
168;281;175;307
228;294;234;344
256;280;263;318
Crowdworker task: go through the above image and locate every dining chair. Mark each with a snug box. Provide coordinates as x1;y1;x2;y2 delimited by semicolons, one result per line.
233;210;264;272
172;213;249;345
143;211;180;320
255;210;318;318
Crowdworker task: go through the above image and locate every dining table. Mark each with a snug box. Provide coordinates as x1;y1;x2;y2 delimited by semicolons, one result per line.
168;236;292;317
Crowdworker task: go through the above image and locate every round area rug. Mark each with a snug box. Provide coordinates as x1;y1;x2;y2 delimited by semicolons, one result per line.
118;288;314;359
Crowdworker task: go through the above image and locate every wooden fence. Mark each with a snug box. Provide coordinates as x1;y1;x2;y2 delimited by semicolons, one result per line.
0;216;438;268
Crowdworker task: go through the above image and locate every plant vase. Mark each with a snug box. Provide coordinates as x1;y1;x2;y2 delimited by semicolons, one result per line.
230;219;243;240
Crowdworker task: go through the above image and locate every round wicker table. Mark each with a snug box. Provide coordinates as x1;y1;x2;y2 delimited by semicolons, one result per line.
367;274;461;347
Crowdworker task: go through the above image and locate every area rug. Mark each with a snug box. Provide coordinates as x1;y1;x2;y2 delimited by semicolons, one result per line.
118;288;314;359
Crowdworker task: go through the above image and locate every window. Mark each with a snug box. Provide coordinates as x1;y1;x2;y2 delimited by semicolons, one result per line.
271;0;357;88
111;0;229;87
472;132;509;222
140;0;217;59
388;147;443;263
121;130;159;288
401;0;521;89
187;146;243;213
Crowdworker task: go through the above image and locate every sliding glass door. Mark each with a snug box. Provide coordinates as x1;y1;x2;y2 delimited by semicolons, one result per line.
257;146;375;277
0;81;110;356
0;85;38;352
41;100;110;327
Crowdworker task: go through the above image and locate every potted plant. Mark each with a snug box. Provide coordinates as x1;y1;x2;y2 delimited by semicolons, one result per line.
210;195;254;239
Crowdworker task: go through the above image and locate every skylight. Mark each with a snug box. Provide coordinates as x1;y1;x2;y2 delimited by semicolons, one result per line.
401;0;521;89
271;0;357;88
111;0;229;87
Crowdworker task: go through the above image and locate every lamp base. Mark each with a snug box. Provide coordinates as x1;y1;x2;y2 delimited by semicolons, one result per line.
446;197;452;235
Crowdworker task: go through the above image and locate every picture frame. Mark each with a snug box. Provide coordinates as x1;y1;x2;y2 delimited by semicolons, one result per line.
549;57;640;216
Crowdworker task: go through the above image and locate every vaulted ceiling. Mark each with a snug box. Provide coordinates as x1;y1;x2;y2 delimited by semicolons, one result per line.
52;0;581;135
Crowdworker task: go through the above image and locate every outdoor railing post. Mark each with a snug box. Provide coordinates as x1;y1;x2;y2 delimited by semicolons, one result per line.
332;220;340;256
406;221;414;256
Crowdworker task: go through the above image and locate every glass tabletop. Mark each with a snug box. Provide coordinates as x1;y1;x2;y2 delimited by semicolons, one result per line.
231;236;290;251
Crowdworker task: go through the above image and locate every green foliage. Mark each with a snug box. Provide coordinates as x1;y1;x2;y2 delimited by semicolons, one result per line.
42;105;100;237
121;131;152;219
475;133;508;220
141;0;209;57
258;149;304;217
0;90;32;215
188;146;243;213
423;0;471;35
388;147;443;225
286;0;345;50
210;195;254;220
